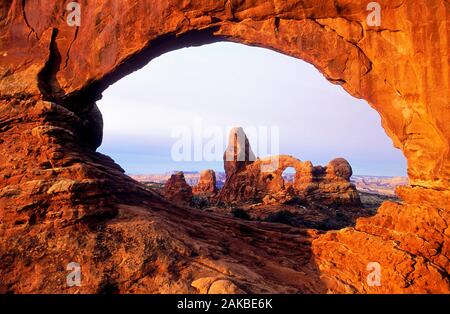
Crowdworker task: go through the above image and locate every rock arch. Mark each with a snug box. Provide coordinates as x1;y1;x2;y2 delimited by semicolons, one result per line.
1;0;448;188
0;1;448;293
261;155;307;192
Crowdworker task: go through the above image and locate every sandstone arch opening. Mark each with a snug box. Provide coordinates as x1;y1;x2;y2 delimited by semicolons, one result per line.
1;1;448;294
96;42;407;230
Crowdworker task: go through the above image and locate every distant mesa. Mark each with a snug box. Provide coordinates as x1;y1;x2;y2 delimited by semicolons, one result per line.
351;175;409;196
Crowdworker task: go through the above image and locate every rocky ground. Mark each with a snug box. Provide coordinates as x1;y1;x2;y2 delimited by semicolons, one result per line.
139;175;402;231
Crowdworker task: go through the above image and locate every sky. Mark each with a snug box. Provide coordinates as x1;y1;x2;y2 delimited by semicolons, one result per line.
97;42;407;176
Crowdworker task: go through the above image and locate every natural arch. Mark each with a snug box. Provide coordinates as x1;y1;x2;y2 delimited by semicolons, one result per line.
0;1;448;293
2;1;448;188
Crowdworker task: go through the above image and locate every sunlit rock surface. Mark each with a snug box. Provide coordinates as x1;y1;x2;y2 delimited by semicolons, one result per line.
0;0;448;293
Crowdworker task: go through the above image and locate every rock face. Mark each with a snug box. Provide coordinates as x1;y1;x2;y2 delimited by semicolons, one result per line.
224;127;256;179
300;158;362;208
163;172;193;204
312;186;450;293
192;169;218;199
219;130;361;208
0;1;449;293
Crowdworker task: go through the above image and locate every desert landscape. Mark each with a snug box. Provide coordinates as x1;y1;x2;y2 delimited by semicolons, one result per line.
132;169;406;211
0;0;449;295
132;127;403;231
133;173;403;230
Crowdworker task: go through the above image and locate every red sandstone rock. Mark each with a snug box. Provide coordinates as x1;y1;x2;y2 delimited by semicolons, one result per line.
163;172;193;204
312;187;450;293
262;187;296;205
219;129;361;208
0;0;448;294
192;169;218;199
223;127;256;179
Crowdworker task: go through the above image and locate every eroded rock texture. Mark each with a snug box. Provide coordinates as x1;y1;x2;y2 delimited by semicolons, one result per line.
224;127;256;179
192;169;218;199
163;172;193;205
0;0;449;293
219;129;361;207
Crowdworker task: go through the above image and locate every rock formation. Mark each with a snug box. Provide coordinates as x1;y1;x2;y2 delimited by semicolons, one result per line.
299;158;362;208
163;172;193;204
0;0;448;293
192;169;218;199
224;127;256;179
219;130;361;208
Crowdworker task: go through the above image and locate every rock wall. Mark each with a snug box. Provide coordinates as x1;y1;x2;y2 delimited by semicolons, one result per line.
0;0;448;293
1;0;448;188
